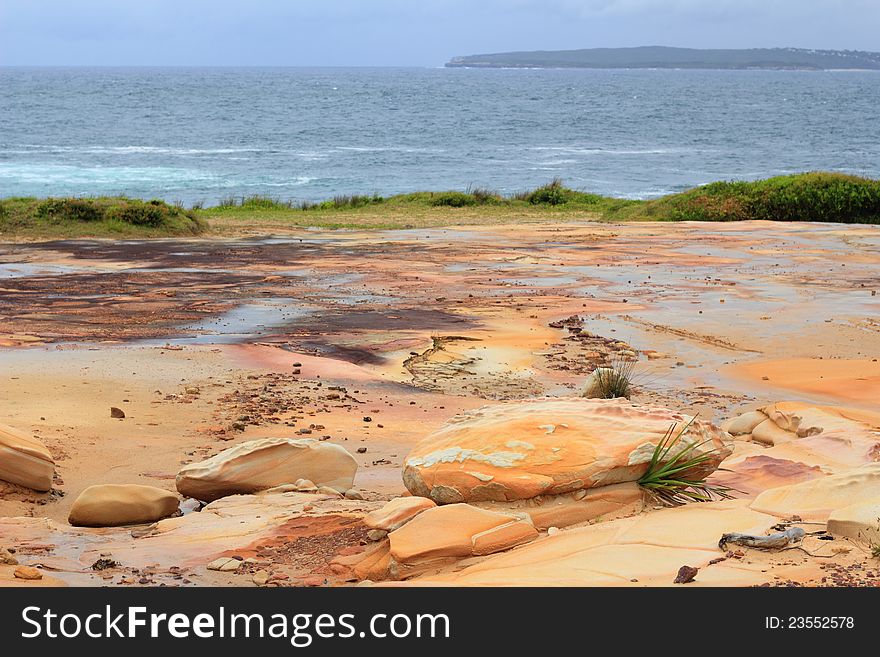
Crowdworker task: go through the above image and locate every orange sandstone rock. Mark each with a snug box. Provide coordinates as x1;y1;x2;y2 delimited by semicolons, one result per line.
364;496;436;531
176;438;357;502
68;484;180;527
403;398;731;503
389;503;537;564
0;423;54;492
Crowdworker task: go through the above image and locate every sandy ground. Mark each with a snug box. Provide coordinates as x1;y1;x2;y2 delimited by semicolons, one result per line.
1;220;878;585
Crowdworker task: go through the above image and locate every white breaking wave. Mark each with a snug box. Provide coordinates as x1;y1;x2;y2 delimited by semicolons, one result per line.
0;163;316;192
6;145;262;156
526;146;704;156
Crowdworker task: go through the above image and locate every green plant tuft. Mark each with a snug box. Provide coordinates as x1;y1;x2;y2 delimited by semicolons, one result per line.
586;358;636;399
429;191;479;207
637;418;736;506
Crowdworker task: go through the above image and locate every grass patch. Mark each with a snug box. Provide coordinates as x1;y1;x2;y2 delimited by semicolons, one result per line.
583;358;636;399
0;197;206;238
611;172;880;223
5;172;879;238
638;419;736;506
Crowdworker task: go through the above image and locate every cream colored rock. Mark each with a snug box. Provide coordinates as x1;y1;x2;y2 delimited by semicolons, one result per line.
0;423;54;491
403;398;732;503
389;503;538;564
403;500;777;586
580;368;615;399
750;419;797;446
207;557;241;572
751;464;880;521
364;496;436;531
761;402;829;437
721;410;768;436
68;484;180;527
176;438;357;502
827;500;880;544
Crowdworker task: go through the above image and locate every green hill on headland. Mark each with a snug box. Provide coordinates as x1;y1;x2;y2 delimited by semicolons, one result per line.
445;46;880;70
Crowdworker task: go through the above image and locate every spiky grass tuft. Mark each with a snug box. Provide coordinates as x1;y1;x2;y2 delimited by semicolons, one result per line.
589;358;636;399
638;418;736;506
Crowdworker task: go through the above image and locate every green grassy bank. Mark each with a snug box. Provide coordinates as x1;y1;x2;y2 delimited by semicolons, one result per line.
2;172;879;238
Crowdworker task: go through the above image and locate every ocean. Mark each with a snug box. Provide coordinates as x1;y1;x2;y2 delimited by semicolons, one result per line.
1;67;878;205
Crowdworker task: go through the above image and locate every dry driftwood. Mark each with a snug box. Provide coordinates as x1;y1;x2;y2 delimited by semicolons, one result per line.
718;527;805;550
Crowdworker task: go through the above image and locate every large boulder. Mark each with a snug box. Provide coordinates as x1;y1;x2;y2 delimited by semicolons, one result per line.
176;438;357;502
403;398;732;503
68;484;180;527
0;423;54;492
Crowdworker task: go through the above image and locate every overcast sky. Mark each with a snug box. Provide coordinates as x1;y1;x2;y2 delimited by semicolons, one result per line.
1;0;877;66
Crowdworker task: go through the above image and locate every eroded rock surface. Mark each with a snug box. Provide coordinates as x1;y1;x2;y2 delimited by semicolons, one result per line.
403;398;732;503
177;438;357;502
0;423;54;492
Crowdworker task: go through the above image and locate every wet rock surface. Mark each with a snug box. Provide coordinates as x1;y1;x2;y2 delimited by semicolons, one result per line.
2;222;880;586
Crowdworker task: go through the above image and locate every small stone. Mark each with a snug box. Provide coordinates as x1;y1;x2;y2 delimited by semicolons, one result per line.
252;570;270;586
316;486;342;497
207;557;241;572
13;566;42;580
356;447;367;454
0;548;18;565
674;565;698;584
185;387;200;395
110;407;125;419
344;489;363;500
366;529;388;542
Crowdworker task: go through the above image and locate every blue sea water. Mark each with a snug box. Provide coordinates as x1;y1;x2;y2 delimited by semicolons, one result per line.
0;67;878;204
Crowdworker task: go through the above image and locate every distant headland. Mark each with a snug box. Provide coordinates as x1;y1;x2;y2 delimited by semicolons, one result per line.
445;46;880;70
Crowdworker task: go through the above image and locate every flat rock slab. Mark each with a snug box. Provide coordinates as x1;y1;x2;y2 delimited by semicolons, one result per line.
404;398;731;503
176;438;357;502
0;491;382;584
364;496;436;532
401;500;777;586
827;500;880;543
389;503;538;564
0;423;54;491
68;484;180;527
751;463;880;521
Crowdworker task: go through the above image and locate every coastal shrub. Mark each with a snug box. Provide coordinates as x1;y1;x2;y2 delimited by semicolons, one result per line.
37;198;103;222
323;194;384;210
525;179;570;205
429;191;478;207
468;186;503;204
647;172;880;223
17;196;205;234
217;195;295;210
106;199;170;227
